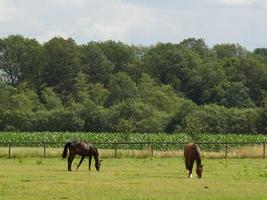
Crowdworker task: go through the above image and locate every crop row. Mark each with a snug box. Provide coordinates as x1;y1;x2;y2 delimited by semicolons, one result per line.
0;132;267;151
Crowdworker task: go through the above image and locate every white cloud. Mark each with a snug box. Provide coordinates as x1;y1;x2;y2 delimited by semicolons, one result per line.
85;22;128;41
37;28;72;43
213;0;258;6
72;1;157;42
209;0;267;7
0;0;22;23
0;0;267;49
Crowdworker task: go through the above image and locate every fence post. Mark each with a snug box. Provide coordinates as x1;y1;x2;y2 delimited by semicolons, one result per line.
263;142;266;159
225;143;228;159
114;143;117;158
8;142;11;158
43;143;46;158
151;143;153;157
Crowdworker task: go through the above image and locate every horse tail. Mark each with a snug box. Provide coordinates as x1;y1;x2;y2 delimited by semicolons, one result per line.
62;142;72;158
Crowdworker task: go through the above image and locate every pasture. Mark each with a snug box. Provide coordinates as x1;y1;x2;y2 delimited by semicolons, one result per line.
0;157;267;200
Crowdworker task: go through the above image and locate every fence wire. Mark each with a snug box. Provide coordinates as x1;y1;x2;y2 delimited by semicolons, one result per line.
0;141;265;159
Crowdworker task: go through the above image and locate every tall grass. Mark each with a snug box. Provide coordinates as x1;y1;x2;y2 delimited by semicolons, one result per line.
0;145;265;159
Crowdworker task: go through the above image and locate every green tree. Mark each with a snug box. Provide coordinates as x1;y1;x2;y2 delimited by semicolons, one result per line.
97;40;134;72
80;42;114;85
213;43;248;59
109;99;169;133
257;106;267;133
143;43;203;103
179;38;209;57
43;37;80;99
40;87;63;110
106;72;137;106
254;48;267;64
88;83;109;106
211;81;255;108
2;83;40;131
72;72;90;104
165;100;197;133
0;35;44;88
138;73;181;113
83;107;111;132
197;62;226;104
222;56;267;105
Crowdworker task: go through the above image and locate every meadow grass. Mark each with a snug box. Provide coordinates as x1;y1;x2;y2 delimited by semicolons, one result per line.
0;157;267;200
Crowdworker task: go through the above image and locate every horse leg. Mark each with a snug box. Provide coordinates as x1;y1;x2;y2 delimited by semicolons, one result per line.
76;156;85;170
188;162;194;178
185;160;192;178
188;170;193;178
89;155;92;171
68;154;75;171
185;161;189;170
68;155;72;171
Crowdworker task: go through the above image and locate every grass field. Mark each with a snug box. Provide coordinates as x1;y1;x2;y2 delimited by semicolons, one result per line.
0;157;267;200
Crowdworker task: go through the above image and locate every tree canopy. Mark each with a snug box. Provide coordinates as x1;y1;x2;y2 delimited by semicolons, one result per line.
0;35;267;134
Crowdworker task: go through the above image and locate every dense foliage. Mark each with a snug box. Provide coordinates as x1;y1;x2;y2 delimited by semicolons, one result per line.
0;35;267;134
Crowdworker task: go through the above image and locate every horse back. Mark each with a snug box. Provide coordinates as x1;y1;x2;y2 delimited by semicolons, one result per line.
184;143;197;160
68;141;90;155
184;143;201;165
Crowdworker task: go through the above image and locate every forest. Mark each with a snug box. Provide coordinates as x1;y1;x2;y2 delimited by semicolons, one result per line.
0;35;267;134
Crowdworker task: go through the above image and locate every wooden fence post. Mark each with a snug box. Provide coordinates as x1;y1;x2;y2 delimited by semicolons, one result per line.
151;143;153;157
225;143;228;159
43;143;46;158
114;143;117;158
8;142;11;158
263;142;266;159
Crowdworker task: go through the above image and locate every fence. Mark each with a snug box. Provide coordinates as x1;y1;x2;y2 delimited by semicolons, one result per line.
0;141;266;159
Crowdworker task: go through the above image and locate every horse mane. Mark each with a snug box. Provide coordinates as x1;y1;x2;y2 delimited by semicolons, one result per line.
94;146;99;157
91;144;99;161
194;144;202;166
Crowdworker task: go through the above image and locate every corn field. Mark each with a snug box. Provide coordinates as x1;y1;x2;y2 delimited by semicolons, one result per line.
0;132;267;152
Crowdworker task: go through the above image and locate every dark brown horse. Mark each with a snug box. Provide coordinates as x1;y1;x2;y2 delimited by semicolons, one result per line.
62;141;102;171
184;143;203;178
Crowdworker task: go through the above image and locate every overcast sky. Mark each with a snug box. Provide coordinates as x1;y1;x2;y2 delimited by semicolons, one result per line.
0;0;266;49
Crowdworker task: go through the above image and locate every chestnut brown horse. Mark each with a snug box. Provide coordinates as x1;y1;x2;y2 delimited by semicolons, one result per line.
62;141;102;171
184;143;203;178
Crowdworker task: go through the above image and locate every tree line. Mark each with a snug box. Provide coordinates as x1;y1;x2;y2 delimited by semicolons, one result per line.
0;35;267;134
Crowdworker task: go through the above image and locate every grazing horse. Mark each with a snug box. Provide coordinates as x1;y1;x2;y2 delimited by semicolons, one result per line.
62;141;102;171
184;143;203;178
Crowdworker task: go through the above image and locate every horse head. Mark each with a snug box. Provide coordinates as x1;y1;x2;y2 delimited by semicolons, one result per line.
95;159;102;171
196;164;204;178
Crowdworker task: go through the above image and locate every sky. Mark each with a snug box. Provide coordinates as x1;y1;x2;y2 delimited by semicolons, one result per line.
0;0;266;50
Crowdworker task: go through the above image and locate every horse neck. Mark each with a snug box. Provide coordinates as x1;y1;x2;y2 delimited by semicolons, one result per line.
195;145;202;167
92;148;99;163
